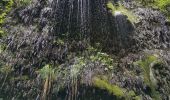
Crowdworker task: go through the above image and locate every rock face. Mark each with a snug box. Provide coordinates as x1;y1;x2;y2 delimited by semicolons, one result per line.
0;0;170;100
14;0;170;53
134;8;170;49
15;0;135;53
113;11;134;52
19;0;110;35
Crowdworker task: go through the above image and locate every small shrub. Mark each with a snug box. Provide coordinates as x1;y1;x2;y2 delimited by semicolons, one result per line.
70;57;86;78
90;52;114;69
39;65;55;80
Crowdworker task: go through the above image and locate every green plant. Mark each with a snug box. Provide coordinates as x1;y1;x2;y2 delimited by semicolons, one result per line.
106;2;139;23
126;91;141;100
0;30;4;37
93;77;140;99
39;65;55;80
10;75;29;81
55;39;65;45
137;0;170;20
70;57;86;78
0;0;13;25
87;45;117;69
39;65;56;100
107;2;116;13
0;0;13;38
14;0;32;7
93;77;124;98
134;55;161;100
155;0;170;19
0;65;13;89
135;55;157;85
90;52;115;69
156;0;170;9
133;96;141;100
0;44;6;53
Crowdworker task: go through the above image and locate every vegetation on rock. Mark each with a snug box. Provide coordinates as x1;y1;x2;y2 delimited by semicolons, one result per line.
0;0;170;100
138;0;170;19
134;55;162;100
107;1;138;23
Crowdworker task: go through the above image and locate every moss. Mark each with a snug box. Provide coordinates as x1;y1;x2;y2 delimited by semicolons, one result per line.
0;0;13;25
155;0;170;20
10;75;29;81
0;65;13;74
93;77;124;99
55;39;65;45
0;44;6;53
134;96;141;100
137;0;170;20
106;2;139;23
0;30;4;37
15;0;32;7
92;77;140;99
107;2;116;13
127;90;136;97
155;0;170;9
126;91;141;100
0;0;13;38
134;55;161;100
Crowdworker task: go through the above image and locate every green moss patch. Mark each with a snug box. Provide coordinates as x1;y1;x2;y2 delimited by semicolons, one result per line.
155;0;170;20
93;77;124;98
92;77;141;100
107;2;139;23
0;0;13;25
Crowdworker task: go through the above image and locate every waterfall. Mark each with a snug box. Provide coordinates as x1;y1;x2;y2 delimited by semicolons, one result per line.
19;0;115;37
15;0;135;54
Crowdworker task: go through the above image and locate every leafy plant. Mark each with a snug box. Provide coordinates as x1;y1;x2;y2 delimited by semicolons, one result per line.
39;65;55;80
70;57;86;78
90;52;115;69
134;55;161;100
39;65;56;100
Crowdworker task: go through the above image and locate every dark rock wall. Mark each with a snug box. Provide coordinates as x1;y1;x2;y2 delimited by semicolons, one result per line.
16;0;134;53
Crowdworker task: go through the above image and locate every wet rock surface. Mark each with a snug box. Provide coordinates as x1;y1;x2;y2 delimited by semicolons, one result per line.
134;8;170;49
0;0;170;100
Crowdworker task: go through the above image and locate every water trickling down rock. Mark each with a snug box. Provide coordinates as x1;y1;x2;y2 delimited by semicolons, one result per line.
1;0;170;99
